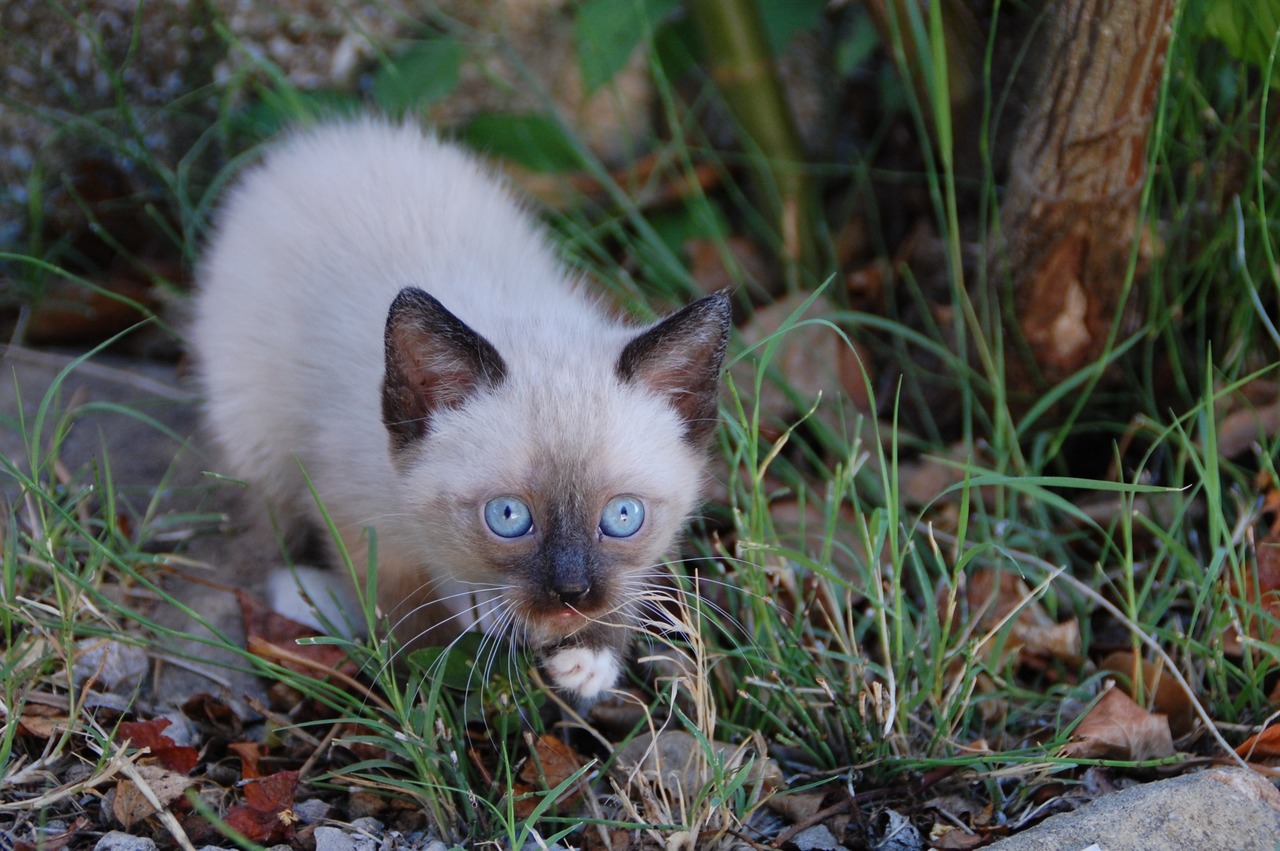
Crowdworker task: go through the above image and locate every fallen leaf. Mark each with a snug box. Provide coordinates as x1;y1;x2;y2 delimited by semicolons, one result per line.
237;590;353;677
224;770;299;844
1223;501;1280;655
966;569;1081;667
582;826;635;850
17;703;70;739
117;718;199;774
228;741;266;779
1062;683;1174;761
614;730;782;810
1098;650;1196;738
511;734;586;818
181;693;243;737
731;292;871;443
1235;723;1280;762
112;765;193;829
72;636;150;692
929;825;989;849
766;789;828;823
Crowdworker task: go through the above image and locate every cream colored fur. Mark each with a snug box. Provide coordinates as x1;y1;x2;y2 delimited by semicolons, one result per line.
192;118;713;699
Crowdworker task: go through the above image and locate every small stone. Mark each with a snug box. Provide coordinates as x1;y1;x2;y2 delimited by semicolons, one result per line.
790;825;842;851
313;827;355;851
93;833;158;851
293;797;332;824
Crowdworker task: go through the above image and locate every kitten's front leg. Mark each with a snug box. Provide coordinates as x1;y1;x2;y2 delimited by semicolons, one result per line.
542;646;621;700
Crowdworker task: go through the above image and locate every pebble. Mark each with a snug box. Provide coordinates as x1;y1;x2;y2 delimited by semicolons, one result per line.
93;833;157;851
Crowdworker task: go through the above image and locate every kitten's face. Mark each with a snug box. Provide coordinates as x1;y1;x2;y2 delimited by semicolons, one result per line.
381;288;729;699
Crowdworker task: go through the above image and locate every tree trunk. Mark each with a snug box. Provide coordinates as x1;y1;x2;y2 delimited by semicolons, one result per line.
993;0;1176;390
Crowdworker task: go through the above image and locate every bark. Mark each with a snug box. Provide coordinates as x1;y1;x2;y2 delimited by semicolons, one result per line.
994;0;1176;388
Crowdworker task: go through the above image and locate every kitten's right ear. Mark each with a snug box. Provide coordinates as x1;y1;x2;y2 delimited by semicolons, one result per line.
382;287;507;452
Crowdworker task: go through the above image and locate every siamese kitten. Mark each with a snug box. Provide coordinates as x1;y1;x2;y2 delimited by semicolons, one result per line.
192;118;729;700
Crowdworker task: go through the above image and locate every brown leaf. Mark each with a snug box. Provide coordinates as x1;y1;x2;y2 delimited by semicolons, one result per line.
966;569;1081;667
1098;650;1196;739
228;741;266;780
237;590;353;677
112;765;193;829
1235;723;1280;762
766;790;828;822
731;293;871;442
686;235;771;296
117;718;199;774
181;693;244;738
1222;510;1280;655
929;825;991;849
17;703;70;739
511;734;586;819
1062;683;1174;761
224;770;299;843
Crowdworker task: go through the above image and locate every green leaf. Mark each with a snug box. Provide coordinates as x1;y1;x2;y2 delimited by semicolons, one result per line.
235;87;360;141
371;37;463;113
755;0;827;55
1202;0;1280;86
407;632;496;688
576;0;681;93
458;112;585;173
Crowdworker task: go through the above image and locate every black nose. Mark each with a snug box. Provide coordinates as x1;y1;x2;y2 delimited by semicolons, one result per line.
555;582;588;605
549;546;589;605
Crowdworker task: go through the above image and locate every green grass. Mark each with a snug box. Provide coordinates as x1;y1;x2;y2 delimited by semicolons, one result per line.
2;0;1280;847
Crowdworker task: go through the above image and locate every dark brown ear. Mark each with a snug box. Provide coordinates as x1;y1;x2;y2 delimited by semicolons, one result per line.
382;287;507;452
616;291;731;445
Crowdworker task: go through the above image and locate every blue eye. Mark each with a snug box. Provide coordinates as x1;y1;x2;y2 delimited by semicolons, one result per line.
600;496;644;538
484;496;533;538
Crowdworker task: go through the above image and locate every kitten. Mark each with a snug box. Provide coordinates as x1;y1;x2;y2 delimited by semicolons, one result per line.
191;118;729;700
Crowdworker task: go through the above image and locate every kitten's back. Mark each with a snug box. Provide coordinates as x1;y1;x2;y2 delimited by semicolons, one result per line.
192;119;591;526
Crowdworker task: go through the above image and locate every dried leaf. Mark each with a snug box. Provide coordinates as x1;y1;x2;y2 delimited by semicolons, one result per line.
112;765;193;829
237;590;352;677
511;734;586;819
181;693;243;737
224;770;299;843
1222;509;1280;655
1235;723;1280;762
1062;683;1174;761
228;741;266;779
766;790;828;823
1098;650;1196;739
117;718;199;774
929;825;990;849
17;703;70;739
732;293;870;442
967;569;1081;667
615;730;782;808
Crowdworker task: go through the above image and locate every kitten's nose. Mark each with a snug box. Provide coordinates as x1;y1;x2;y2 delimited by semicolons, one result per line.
550;548;589;605
555;582;588;605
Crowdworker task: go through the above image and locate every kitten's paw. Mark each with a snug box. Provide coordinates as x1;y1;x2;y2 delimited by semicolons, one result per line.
543;647;621;700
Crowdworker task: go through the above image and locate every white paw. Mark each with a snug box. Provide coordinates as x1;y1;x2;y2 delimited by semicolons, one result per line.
543;647;621;700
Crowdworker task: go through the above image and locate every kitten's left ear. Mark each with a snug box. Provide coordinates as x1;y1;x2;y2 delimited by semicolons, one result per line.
617;291;732;444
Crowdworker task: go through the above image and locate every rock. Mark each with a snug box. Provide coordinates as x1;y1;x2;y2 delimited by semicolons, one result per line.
93;832;158;851
313;827;356;851
986;767;1280;851
789;824;842;850
293;796;333;825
